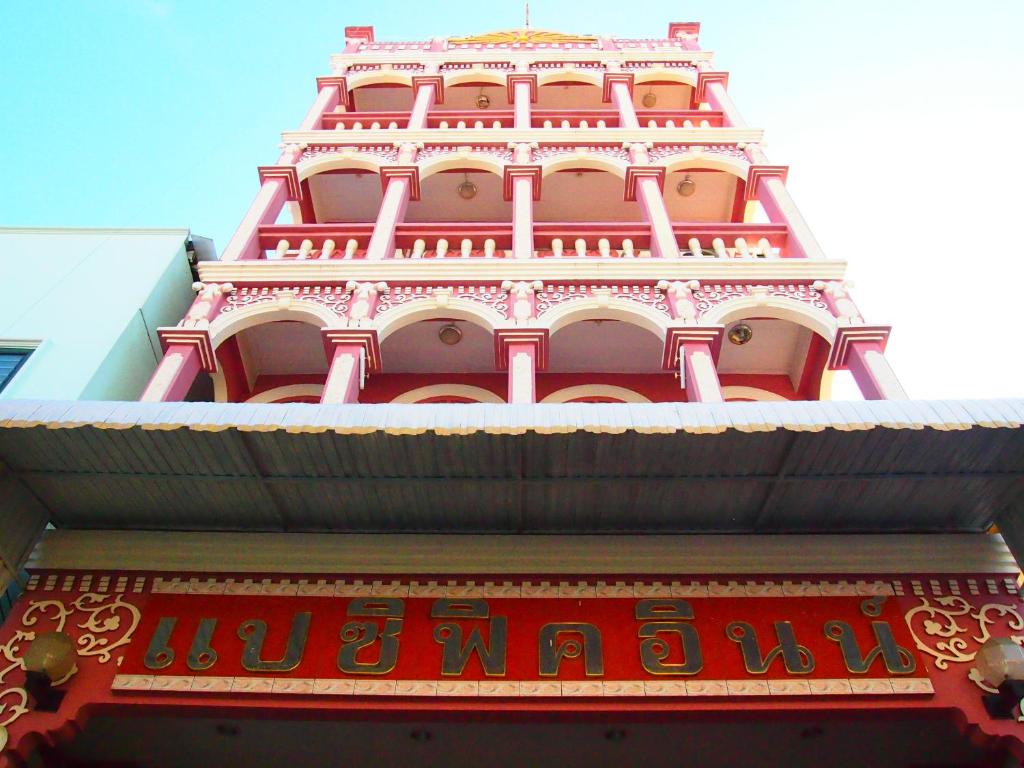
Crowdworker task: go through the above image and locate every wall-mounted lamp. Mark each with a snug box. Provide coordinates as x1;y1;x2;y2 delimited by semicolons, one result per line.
728;323;753;345
23;631;77;711
457;173;477;200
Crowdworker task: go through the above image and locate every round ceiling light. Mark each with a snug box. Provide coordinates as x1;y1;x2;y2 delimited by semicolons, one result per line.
438;324;463;345
676;175;696;197
457;177;477;199
728;323;753;345
641;90;657;108
476;92;491;109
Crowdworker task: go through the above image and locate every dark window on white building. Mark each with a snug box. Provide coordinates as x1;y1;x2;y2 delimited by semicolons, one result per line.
0;350;31;393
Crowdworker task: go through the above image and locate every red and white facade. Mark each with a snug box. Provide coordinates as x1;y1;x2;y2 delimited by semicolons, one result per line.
2;23;1022;768
139;23;906;408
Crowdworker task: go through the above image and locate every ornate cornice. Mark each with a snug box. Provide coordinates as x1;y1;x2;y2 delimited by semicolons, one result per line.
315;76;350;108
827;325;893;370
502;165;542;201
602;72;635;103
624;165;666;201
257;166;302;201
321;328;382;373
506;73;538;104
494;328;549;371
156;328;217;372
662;325;725;369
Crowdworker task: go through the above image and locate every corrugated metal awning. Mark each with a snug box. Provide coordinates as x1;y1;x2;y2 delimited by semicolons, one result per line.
0;399;1021;549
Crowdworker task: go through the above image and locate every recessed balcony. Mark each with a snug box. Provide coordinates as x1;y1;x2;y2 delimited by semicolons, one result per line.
320;108;725;131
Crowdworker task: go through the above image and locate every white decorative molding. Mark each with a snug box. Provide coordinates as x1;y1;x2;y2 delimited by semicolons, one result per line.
540;385;651;403
197;259;848;285
391;385;505;404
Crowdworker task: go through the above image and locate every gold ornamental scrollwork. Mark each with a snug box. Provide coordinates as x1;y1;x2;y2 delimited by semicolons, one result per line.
450;29;597;45
0;594;141;729
904;596;1024;693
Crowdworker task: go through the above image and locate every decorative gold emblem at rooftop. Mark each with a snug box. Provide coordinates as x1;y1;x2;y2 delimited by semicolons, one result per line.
449;29;597;45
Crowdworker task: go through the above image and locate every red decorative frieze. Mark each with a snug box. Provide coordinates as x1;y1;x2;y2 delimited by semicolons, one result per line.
156;328;216;372
380;165;421;200
690;283;829;317
533;145;630;162
502;165;542;201
417;145;514;162
315;75;350;108
301;144;399;164
411;74;445;105
322;328;382;373
624;165;666;201
695;71;729;103
602;71;635;103
745;165;790;201
374;285;509;316
647;144;747;162
494;328;549;370
662;325;725;369
828;325;893;370
506;73;538;104
257;166;302;201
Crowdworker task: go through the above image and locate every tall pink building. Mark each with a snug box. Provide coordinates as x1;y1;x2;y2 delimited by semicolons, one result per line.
0;23;1022;768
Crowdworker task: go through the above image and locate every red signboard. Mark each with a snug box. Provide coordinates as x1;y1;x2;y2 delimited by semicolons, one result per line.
118;592;930;696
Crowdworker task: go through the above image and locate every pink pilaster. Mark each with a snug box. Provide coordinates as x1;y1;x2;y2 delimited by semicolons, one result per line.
320;330;382;404
703;81;745;128
828;326;907;400
508;74;537;129
746;147;824;260
366;163;420;260
220;147;302;262
495;329;548;405
504;157;541;260
663;327;725;403
141;329;217;402
626;160;679;259
139;344;203;402
408;73;441;129
301;77;348;130
607;76;639;129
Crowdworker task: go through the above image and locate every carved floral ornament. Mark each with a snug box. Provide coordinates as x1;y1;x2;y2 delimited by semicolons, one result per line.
449;29;598;46
0;594;141;730
904;597;1024;703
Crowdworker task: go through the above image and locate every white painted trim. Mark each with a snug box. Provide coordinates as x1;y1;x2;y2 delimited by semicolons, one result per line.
540;385;651;403
721;385;788;402
29;530;1022;576
391;384;504;403
296;152;386;182
540;296;669;340
0;339;43;351
198;258;848;284
375;296;506;342
700;296;838;343
246;384;325;403
207;301;338;349
331;50;715;69
419;153;505;179
540;154;628;179
282;127;764;147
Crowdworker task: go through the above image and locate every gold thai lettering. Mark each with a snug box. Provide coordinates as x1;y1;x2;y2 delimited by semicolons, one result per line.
338;598;404;675
539;623;604;677
186;618;219;671
824;598;915;675
636;599;703;676
726;621;814;675
143;617;177;670
238;612;311;673
431;599;507;677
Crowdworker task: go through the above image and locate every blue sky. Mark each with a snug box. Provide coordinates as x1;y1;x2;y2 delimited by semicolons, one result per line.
2;0;1022;397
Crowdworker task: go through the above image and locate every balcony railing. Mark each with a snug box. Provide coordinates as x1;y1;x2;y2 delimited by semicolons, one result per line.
253;222;789;260
320;109;725;131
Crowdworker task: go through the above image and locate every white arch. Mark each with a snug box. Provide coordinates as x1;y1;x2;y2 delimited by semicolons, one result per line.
540;154;628;179
721;385;788;402
208;301;338;350
418;153;506;180
633;67;698;88
540;297;670;340
443;69;507;88
700;296;838;343
541;385;651;403
296;153;385;183
536;69;603;88
346;71;414;90
657;152;751;181
246;384;325;403
375;297;506;342
391;384;505;404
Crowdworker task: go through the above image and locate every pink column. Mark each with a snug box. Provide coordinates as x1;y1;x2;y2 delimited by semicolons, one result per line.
704;81;745;128
321;345;364;404
512;177;535;259
300;78;347;130
512;79;533;128
139;345;202;402
627;145;680;259
746;146;825;260
845;342;908;400
506;342;537;404
408;72;440;129
609;80;640;129
221;146;301;262
682;343;724;403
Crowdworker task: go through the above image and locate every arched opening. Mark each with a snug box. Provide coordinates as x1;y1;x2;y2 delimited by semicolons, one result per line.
211;320;329;404
406;167;511;224
632;77;695;113
362;315;504;404
535;165;638;226
539;307;676;402
306;168;384;225
441;76;511;112
536;79;604;110
717;317;832;401
348;81;415;113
